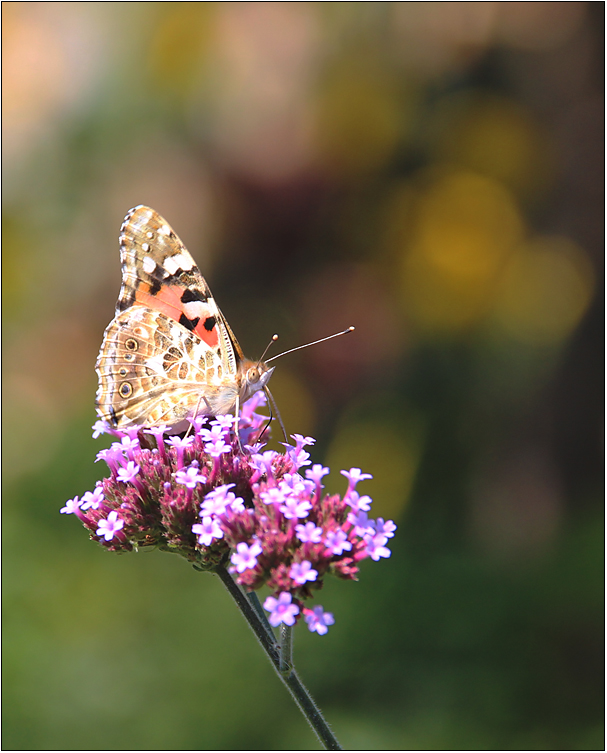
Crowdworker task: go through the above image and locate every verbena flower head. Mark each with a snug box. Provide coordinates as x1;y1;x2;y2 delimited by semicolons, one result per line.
63;394;396;635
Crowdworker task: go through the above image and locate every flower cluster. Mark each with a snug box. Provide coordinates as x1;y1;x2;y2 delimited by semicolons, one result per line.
62;393;396;635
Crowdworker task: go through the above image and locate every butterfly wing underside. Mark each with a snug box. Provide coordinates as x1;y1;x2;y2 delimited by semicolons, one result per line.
96;205;245;429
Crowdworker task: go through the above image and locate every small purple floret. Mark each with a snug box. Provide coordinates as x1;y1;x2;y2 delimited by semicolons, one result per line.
295;521;323;543
280;497;312;520
60;496;82;515
324;529;352;556
364;533;392;561
117;461;140;483
305;464;330;485
80;486;104;511
263;592;300;627
289;560;318;585
175;463;207;489
374;517;397;540
96;510;124;541
304;605;335;635
231;541;263;573
192;517;224;546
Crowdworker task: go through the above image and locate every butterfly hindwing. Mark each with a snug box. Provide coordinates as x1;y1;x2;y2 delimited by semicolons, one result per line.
96;307;242;428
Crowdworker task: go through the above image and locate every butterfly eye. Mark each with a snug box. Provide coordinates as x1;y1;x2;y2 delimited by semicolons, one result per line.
247;367;260;384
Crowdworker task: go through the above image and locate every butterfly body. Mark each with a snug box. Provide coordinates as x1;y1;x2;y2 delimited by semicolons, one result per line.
96;205;273;429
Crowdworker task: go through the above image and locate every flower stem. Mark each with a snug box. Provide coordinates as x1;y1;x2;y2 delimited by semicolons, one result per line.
212;564;342;751
279;624;294;676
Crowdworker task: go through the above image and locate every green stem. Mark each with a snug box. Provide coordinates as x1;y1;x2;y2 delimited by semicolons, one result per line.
212;564;342;751
279;624;294;676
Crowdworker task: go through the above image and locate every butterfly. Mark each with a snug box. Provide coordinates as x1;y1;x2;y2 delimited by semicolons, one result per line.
95;205;274;430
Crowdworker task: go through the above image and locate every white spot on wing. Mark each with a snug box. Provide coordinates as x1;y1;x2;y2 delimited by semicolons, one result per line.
158;225;171;236
163;256;180;275
142;242;150;252
146;355;166;375
164;252;193;275
182;301;207;319
143;256;156;274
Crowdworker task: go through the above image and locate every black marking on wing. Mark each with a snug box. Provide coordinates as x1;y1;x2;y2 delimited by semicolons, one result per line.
180;288;208;303
179;313;201;332
204;316;217;332
148;277;162;296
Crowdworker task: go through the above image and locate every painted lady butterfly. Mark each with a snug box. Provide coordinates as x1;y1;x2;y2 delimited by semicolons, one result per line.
96;205;274;430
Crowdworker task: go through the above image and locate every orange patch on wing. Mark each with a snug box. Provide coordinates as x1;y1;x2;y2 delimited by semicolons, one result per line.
135;284;219;347
136;285;183;321
192;316;219;348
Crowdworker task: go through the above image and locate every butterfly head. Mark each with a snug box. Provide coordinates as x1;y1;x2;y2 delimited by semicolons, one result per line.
239;360;275;403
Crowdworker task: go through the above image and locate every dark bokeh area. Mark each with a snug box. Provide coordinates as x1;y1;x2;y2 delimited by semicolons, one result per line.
3;3;603;750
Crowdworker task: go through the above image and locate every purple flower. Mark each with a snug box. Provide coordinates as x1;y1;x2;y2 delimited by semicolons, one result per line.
96;510;124;541
144;424;169;436
60;496;82;515
374;518;397;540
95;446;123;473
364;534;391;561
305;464;330;486
165;434;194;468
288;447;311;469
212;415;235;431
263;592;300;627
117;461;140;483
205;438;231;458
348;510;375;537
346;491;372;513
290;560;318;585
291;434;316;448
200;484;243;516
67;415;395;630
92;420;110;439
279;474;313;497
165;435;195;450
280;497;312;520
119;435;140;453
295;522;323;543
341;468;373;493
324;529;352;556
304;605;335;635
80;486;104;511
199;424;226;443
192;517;224;546
240;390;268;424
250;451;277;476
175;463;207;489
259;487;287;506
231;541;263;573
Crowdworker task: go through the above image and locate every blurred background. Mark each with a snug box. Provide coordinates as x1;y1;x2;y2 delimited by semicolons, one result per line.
2;2;603;750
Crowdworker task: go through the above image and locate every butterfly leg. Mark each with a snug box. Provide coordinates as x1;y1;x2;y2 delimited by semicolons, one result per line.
185;393;209;439
264;386;288;444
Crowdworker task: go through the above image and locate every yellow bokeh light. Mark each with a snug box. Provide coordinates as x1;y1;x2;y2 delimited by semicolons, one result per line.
399;170;524;333
316;60;410;175
147;3;214;95
430;92;552;199
491;236;595;344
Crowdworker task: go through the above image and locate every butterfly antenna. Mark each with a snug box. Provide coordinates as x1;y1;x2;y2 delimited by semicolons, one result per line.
265;326;355;363
257;334;279;368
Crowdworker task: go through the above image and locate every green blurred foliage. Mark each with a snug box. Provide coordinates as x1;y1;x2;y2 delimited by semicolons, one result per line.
3;2;603;750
